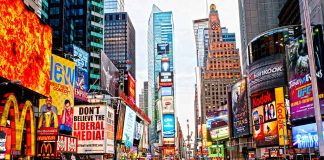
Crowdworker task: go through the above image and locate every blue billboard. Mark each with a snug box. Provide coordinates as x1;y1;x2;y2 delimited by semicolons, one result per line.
163;114;175;138
122;106;136;147
161;87;172;96
73;45;89;101
292;122;324;148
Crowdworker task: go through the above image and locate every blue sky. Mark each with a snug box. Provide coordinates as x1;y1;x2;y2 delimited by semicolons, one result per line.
126;0;241;139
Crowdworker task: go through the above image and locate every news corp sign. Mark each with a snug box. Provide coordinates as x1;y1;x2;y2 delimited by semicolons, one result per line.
248;54;286;94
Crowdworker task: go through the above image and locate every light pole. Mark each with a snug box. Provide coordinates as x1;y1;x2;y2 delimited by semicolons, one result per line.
302;0;324;157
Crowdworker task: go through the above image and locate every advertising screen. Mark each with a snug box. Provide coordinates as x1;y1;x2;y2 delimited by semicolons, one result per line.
106;106;114;153
292;122;324;148
163;114;175;138
122;106;136;147
0;0;52;96
38;55;75;135
116;105;126;141
73;45;89;101
161;60;170;72
159;72;173;87
128;73;136;103
73;105;106;153
251;89;279;147
231;78;249;138
287;29;324;121
206;110;229;141
157;43;170;55
134;122;143;140
0;127;11;159
208;145;224;158
162;96;174;114
101;52;119;96
161;87;172;96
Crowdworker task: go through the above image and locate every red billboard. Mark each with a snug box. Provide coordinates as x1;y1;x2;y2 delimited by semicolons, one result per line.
0;0;52;96
128;73;136;103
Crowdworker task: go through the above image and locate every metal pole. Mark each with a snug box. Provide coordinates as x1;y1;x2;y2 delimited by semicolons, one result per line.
309;146;312;160
283;122;286;160
302;0;324;157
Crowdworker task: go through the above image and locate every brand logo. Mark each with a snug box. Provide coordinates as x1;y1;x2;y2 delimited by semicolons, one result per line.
250;66;283;82
39;143;54;157
252;91;273;108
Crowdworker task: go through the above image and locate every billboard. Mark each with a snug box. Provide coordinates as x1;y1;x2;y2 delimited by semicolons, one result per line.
0;0;52;96
231;78;249;138
159;72;173;87
116;105;126;141
161;59;170;72
101;52;119;96
128;73;136;103
157;43;170;55
56;135;78;153
248;54;286;94
206;110;229;141
287;29;324;121
73;105;106;153
134;122;143;140
275;87;288;146
162;96;174;114
0;127;11;160
38;55;74;135
161;87;173;96
208;145;224;158
73;45;89;101
292;122;324;148
162;114;175;138
106;106;115;153
122;106;136;147
251;89;280;147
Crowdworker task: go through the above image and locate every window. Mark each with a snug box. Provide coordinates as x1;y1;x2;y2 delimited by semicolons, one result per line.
50;7;59;15
51;0;59;3
50;19;59;27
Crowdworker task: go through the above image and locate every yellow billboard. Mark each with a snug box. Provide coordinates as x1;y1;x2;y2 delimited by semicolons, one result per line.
38;55;74;134
275;87;288;146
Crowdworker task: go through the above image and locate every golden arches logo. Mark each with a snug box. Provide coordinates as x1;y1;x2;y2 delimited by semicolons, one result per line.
40;143;54;157
0;93;35;156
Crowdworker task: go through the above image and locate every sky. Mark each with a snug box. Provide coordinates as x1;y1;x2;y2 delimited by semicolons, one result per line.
126;0;241;140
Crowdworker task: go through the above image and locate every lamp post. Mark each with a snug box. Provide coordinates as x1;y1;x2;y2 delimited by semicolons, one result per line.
302;0;324;158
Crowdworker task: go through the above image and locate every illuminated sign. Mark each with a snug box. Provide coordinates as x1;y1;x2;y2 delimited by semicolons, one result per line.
162;96;174;114
122;106;136;147
128;73;136;103
161;60;170;72
157;43;170;55
292;122;324;148
163;114;175;138
161;87;172;96
208;145;224;158
73;45;89;101
37;135;56;141
275;87;288;146
57;135;77;152
159;72;173;87
0;0;52;96
37;142;55;158
206;110;229;141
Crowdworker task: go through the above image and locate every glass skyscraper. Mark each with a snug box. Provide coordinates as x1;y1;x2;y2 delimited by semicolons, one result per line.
104;0;124;13
193;18;209;69
147;4;174;146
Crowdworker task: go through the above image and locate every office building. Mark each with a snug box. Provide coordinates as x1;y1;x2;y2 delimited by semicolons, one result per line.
104;12;136;79
201;4;241;123
238;0;286;74
24;0;48;23
104;0;124;13
139;82;149;116
278;0;301;26
193;18;209;69
222;27;236;42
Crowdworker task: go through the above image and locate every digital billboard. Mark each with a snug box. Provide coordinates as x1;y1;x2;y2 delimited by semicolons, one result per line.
38;55;74;135
206;110;229;141
157;43;170;55
292;122;324;148
161;87;172;96
162;96;174;114
159;72;173;87
101;52;119;96
73;45;89;101
122;106;136;147
287;29;324;121
128;73;136;103
251;89;280;147
208;145;224;158
73;105;106;153
162;114;175;138
161;59;170;72
231;78;249;138
116;105;126;141
0;0;52;96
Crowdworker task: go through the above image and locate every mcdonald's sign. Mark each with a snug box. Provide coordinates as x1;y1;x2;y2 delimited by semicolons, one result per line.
37;142;56;158
0;93;36;157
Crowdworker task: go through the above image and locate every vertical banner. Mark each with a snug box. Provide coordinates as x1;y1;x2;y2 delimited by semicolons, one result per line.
162;114;175;138
106;106;114;153
73;45;89;101
116;105;126;141
122;106;136;147
275;87;288;146
73;105;106;153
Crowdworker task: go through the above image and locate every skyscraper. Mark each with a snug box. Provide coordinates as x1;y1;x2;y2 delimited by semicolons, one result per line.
139;82;149;116
193;18;209;69
238;0;286;73
202;4;241;123
104;12;136;79
147;4;174;150
104;0;124;13
24;0;48;23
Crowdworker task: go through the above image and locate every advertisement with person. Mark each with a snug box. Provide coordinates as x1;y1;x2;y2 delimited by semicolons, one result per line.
157;43;170;55
292;122;324;148
73;45;89;101
0;0;52;97
206;110;229;141
73;105;106;153
162;114;175;138
231;78;249;138
251;89;279;147
162;96;174;114
38;55;75;135
287;29;324;121
122;106;136;147
101;52;119;96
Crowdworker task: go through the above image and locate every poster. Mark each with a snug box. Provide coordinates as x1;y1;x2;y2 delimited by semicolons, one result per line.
287;28;324;120
73;45;89;101
38;55;74;135
128;73;136;103
106;106;114;153
206;110;229;141
73;105;106;153
162;96;174;113
162;114;175;138
116;105;126;141
275;87;288;146
231;78;249;138
122;106;136;147
100;52;119;96
134;122;143;140
0;0;52;96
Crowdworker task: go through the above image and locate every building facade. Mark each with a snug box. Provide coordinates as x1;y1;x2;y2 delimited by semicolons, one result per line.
238;0;286;74
104;0;124;13
24;0;48;23
104;12;136;79
193;18;209;69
